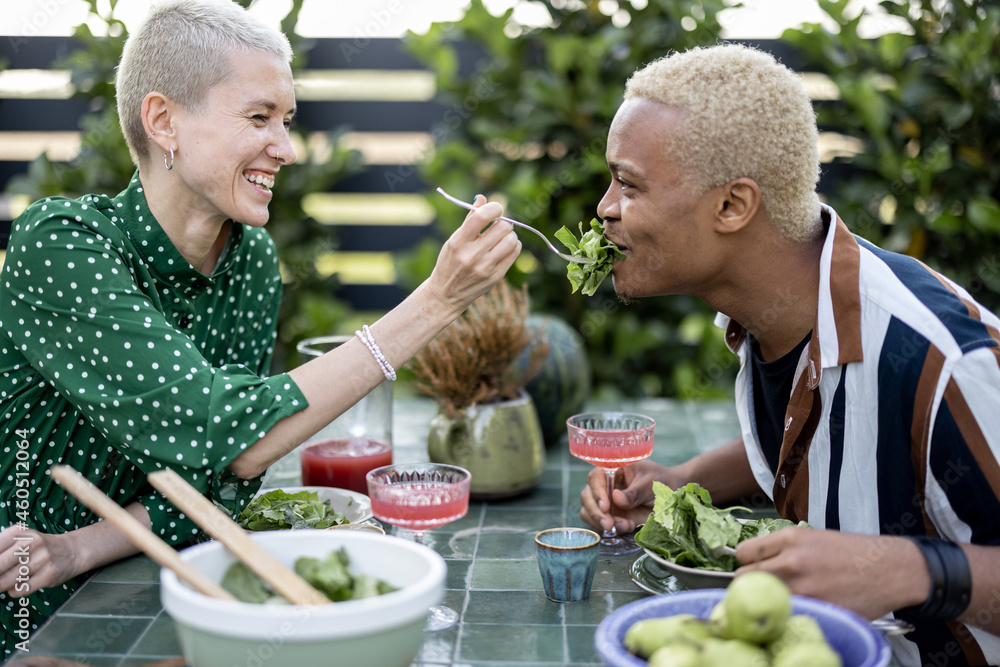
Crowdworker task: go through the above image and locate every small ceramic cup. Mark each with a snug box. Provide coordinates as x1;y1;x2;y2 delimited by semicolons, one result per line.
534;527;601;602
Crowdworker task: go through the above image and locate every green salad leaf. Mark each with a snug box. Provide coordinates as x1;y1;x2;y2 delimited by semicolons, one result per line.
221;548;398;604
237;489;349;531
221;561;273;604
554;219;626;296
635;482;806;572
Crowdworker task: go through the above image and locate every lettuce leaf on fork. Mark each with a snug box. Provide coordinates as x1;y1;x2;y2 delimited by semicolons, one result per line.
554;219;626;296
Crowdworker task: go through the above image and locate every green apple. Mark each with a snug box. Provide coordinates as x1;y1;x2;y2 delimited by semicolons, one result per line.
724;571;792;644
700;637;770;667
768;614;827;656
647;643;701;667
773;640;843;667
708;600;732;639
623;613;712;658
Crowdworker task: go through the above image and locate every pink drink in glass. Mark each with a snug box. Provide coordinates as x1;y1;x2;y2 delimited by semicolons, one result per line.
300;438;393;494
366;463;471;632
566;412;656;556
368;481;470;530
568;431;654;469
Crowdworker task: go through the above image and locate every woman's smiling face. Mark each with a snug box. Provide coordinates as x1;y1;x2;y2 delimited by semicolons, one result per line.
170;49;297;228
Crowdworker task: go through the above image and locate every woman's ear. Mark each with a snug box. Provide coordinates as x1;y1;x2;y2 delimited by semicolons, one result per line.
141;91;177;146
714;177;761;235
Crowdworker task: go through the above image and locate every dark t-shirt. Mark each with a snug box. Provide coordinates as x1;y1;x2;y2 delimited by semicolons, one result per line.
750;332;812;472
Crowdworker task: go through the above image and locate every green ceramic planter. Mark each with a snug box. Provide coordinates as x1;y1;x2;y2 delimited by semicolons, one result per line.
427;390;546;499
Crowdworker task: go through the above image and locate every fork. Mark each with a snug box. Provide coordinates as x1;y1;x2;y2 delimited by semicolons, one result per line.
435;188;595;265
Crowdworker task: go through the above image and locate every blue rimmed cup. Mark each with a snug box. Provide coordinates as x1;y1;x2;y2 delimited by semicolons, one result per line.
534;527;601;602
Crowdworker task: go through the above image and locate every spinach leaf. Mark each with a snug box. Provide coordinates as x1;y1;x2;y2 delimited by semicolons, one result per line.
238;489;348;531
220;561;274;604
555;219;626;296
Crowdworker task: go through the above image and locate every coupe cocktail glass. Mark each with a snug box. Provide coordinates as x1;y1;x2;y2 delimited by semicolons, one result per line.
366;462;471;630
567;412;656;555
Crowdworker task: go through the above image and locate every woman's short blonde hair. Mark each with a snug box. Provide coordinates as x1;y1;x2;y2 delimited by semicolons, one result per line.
116;0;293;167
625;44;821;242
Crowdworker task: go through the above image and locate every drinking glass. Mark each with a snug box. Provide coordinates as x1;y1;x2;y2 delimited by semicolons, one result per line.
566;412;656;556
366;462;471;631
295;336;393;493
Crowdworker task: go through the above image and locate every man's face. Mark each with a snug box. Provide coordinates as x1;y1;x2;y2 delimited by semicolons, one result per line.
597;98;722;302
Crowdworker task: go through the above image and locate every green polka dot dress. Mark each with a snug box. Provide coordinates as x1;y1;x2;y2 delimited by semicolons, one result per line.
0;171;308;654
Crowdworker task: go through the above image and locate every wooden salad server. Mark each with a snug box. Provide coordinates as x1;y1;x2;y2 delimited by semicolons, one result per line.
49;465;236;602
147;468;331;605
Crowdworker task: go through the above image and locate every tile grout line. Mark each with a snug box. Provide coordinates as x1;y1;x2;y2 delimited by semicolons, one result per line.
561;444;571;665
119;608;165;660
453;501;487;664
44;612;159;619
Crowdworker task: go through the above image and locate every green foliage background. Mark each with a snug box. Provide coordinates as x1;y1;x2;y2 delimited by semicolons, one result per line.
6;0;998;398
784;0;1000;311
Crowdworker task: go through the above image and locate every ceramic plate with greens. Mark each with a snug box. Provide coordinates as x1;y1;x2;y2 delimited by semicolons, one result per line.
634;482;805;586
240;486;373;531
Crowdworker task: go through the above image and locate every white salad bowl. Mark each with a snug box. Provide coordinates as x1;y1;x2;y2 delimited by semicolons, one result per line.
161;529;445;667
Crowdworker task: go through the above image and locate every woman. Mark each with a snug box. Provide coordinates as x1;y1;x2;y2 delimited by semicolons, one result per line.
0;0;519;654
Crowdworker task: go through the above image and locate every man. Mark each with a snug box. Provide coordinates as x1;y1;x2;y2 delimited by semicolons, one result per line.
579;44;1000;666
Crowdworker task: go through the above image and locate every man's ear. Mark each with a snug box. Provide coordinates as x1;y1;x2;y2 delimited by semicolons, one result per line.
141;91;178;147
714;178;761;235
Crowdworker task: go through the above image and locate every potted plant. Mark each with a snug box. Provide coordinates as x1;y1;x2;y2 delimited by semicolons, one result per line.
410;281;549;499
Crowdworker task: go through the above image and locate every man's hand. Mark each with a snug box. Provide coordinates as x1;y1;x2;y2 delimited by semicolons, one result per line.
735;527;929;620
579;460;679;534
578;438;762;534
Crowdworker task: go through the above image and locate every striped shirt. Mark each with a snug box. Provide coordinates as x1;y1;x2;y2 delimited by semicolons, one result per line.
717;205;1000;666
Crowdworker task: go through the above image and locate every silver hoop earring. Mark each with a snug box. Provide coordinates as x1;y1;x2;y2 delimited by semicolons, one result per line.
164;147;174;171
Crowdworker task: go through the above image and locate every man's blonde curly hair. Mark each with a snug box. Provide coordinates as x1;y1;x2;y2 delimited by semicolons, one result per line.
625;44;822;242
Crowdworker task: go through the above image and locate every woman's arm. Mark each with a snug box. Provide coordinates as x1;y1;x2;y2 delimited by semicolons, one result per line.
0;503;149;595
229;198;521;478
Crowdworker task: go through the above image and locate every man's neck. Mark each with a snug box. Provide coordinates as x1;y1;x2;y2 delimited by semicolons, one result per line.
709;228;824;362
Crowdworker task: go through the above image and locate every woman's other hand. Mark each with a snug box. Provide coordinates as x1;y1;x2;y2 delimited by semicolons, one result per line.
425;195;521;314
0;502;148;596
0;525;78;596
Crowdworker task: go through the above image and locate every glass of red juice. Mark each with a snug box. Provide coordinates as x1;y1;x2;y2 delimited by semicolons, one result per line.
301;438;392;495
296;336;393;493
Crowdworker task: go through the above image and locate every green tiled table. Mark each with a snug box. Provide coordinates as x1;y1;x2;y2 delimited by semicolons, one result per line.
14;397;744;666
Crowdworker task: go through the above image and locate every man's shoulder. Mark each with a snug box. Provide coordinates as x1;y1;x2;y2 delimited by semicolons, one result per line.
856;240;1000;353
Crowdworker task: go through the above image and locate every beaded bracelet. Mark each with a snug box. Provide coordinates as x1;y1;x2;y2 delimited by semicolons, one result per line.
355;324;397;381
896;536;972;622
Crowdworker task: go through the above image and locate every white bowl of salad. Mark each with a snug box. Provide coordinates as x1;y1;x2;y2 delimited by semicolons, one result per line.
161;529;445;667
